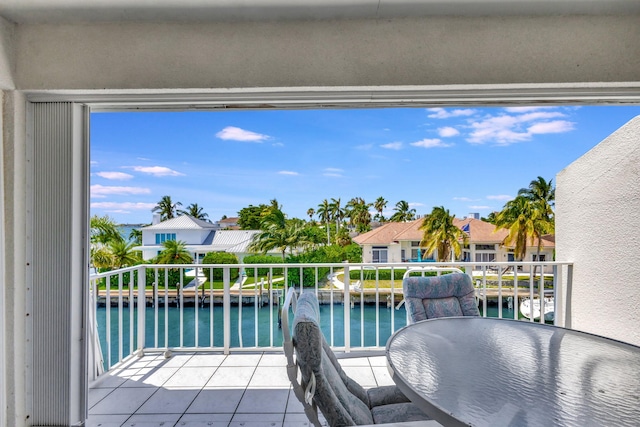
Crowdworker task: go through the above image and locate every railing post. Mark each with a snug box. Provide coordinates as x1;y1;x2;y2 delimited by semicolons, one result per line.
135;266;146;356
343;262;350;353
223;267;231;354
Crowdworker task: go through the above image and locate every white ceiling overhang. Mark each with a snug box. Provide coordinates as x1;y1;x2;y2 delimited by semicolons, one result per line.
2;0;640;24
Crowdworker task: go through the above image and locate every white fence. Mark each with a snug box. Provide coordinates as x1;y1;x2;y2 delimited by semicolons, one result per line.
88;261;573;378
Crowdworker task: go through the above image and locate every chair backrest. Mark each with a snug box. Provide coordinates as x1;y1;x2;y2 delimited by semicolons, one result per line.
282;288;374;426
402;273;479;323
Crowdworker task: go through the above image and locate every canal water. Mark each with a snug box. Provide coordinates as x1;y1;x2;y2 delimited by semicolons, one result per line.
96;303;515;370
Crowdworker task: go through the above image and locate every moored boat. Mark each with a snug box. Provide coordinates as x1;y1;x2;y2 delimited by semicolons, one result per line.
520;297;554;321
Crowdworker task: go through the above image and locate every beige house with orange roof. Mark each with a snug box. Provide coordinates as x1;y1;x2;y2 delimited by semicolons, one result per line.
353;218;555;271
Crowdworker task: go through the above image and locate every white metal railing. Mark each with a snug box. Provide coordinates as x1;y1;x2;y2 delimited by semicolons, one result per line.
88;261;573;377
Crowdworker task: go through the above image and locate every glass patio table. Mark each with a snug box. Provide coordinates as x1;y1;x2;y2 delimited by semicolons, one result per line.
386;317;640;427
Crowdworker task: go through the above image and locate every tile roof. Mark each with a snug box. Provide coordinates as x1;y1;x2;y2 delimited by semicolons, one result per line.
143;215;217;230
353;218;555;248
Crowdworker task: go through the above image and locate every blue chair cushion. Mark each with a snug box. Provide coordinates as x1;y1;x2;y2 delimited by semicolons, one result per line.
403;273;479;322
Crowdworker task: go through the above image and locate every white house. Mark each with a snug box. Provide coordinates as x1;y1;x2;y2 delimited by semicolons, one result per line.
137;214;276;262
353;217;555;271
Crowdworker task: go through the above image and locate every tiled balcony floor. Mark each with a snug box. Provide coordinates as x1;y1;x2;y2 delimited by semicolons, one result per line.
87;351;396;427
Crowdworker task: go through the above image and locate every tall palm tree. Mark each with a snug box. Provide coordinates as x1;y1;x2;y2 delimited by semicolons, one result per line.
420;206;468;262
494;196;541;261
155;240;193;264
389;200;416;222
307;207;315;222
518;176;555;255
178;203;209;221
374;196;387;222
90;214;123;246
152;195;182;221
317;199;332;245
128;228;143;245
329;197;344;232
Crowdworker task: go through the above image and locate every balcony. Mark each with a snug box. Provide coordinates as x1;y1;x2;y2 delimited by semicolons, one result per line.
87;261;570;426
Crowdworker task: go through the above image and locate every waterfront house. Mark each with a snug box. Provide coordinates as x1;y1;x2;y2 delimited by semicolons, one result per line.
137;214;277;262
353;217;555;271
1;1;639;426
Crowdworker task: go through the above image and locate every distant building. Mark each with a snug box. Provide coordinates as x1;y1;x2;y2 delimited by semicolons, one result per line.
135;214;278;261
353;218;554;272
218;217;240;229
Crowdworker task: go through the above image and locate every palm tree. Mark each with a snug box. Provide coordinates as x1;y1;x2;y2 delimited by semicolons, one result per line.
152;195;182;221
374;196;387;222
307;207;315;222
494;196;541;261
90;214;123;246
155;240;193;264
178;203;209;221
420;206;468;262
346;197;372;233
389;200;416;222
109;240;141;269
329;198;344;232
518;176;555;254
128;228;143;245
317;199;332;244
249;210;309;258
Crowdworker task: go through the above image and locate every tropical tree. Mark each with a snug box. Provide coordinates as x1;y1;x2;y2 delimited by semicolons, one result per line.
329;198;345;232
152;195;182;221
178;203;209;221
518;176;555;251
317;199;332;245
494;196;541;261
154;240;193;264
389;200;416;222
128;228;143;245
420;206;468;262
237;204;270;229
307;207;315;222
90;214;123;246
109;240;141;269
249;210;309;258
346;197;373;233
374;196;388;222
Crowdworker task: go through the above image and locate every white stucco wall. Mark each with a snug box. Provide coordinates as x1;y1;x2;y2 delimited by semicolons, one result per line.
0;17;15;90
556;115;640;345
13;15;640;91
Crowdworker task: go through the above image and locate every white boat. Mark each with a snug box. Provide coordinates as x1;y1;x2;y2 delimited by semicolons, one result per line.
520;297;554;321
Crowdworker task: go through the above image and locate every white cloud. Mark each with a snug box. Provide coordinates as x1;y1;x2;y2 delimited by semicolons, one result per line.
91;185;151;198
467;109;575;145
325;167;344;173
91;201;156;210
469;205;491;210
528;120;575;134
131;166;184;176
427;108;476;119
272;142;284;147
438;127;460;137
410;138;452;148
409;202;425;207
323;173;343;178
96;171;134;180
216;126;270;142
278;170;299;176
486;194;512;201
381;141;403;150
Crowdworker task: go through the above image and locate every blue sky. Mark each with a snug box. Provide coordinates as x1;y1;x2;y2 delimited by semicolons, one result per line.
90;105;640;225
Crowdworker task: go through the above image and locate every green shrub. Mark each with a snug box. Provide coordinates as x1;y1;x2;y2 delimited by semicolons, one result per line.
243;255;284;276
285;243;362;287
145;267;187;288
201;252;239;281
349;268;412;280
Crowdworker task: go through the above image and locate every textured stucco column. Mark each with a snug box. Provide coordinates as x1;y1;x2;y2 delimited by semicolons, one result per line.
556;115;640;345
0;17;15;90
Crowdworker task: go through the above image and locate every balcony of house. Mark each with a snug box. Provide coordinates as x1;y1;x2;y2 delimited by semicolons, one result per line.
87;261;571;427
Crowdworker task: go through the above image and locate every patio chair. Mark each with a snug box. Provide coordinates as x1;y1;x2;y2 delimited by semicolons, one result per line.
282;288;431;427
402;272;479;323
